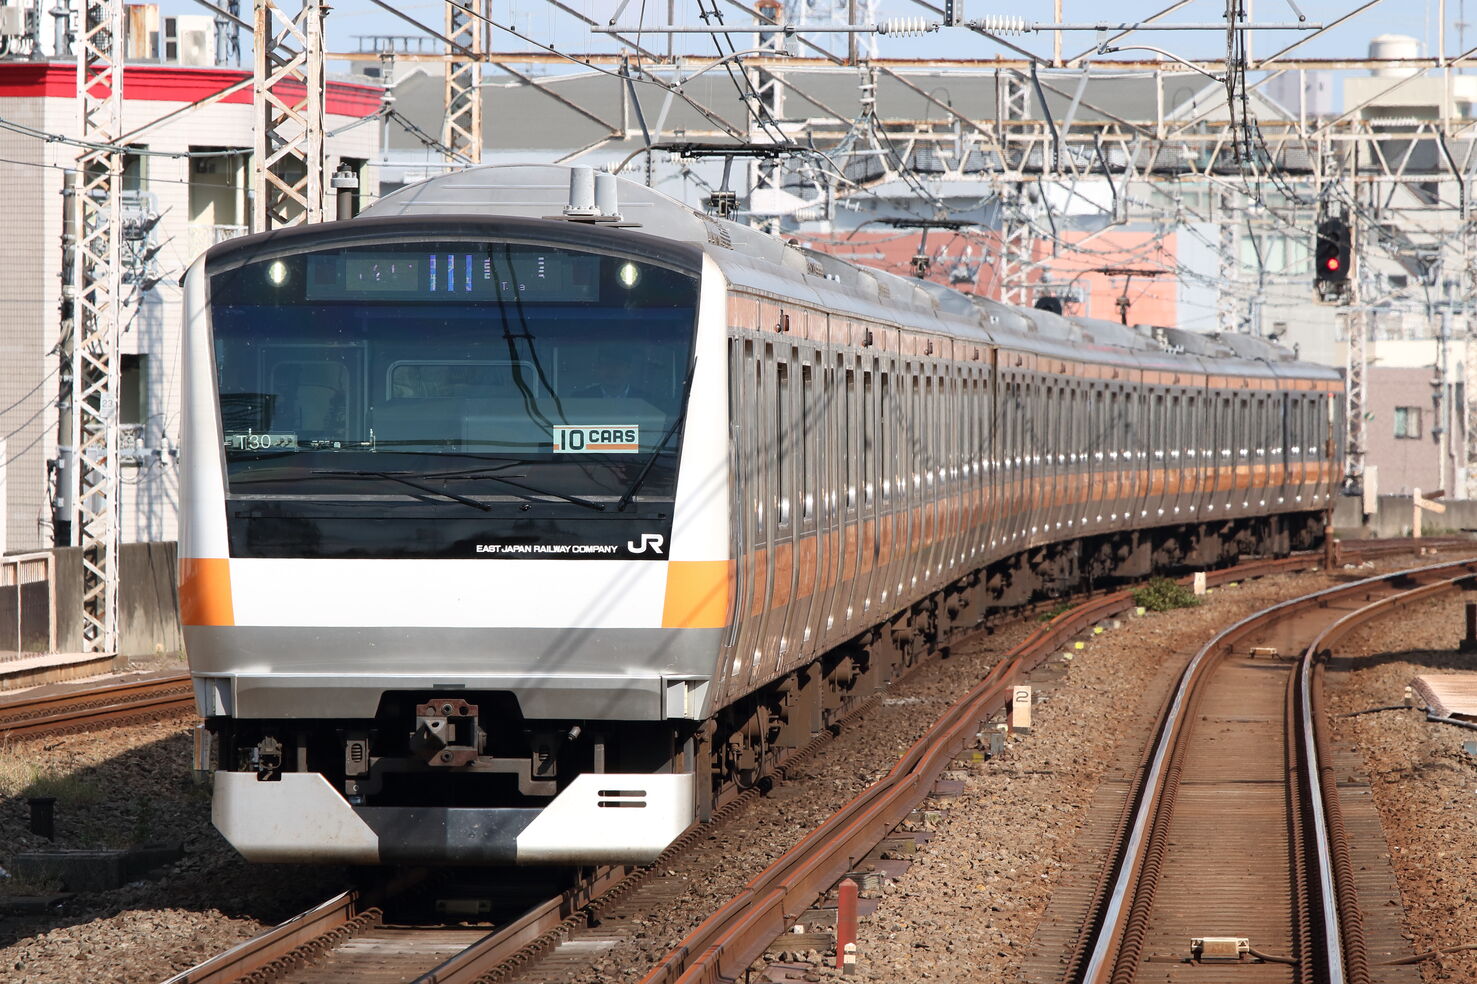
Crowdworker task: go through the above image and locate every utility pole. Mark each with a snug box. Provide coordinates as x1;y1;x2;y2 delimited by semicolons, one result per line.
70;0;125;654
253;0;327;229
443;0;483;165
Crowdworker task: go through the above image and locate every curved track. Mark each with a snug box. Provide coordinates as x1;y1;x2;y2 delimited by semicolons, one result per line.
1066;557;1477;984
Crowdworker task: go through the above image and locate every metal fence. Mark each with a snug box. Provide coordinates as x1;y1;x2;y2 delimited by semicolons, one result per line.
1;551;57;654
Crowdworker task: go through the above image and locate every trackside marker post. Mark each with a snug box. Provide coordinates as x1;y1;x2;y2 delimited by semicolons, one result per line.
1011;685;1033;734
836;878;858;970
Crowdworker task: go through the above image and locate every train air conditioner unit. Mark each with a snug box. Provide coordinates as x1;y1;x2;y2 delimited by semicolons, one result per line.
163;15;212;66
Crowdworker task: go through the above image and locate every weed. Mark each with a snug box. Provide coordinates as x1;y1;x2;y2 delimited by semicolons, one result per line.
1132;577;1201;612
0;746;103;805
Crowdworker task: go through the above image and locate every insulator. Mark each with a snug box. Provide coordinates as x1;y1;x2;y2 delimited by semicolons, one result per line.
978;14;1028;35
879;17;936;37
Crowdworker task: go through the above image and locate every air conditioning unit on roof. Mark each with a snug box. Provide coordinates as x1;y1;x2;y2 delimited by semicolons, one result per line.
163;14;213;66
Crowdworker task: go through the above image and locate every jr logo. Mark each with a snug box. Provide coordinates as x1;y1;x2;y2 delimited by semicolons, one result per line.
627;533;665;555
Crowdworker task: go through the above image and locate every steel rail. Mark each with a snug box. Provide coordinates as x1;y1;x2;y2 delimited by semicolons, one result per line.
1080;555;1477;984
1295;564;1477;983
160;889;367;984
0;674;193;738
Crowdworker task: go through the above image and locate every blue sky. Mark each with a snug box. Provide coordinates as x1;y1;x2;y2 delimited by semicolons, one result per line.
297;0;1460;66
152;0;1465;70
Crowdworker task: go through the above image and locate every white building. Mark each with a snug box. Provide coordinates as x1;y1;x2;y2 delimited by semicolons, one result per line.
0;62;383;554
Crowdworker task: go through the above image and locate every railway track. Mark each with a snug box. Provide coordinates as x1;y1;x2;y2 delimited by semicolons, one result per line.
0;673;193;739
159;546;1428;984
1043;557;1477;984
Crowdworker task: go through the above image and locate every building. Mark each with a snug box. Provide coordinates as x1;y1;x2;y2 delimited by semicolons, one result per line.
0;61;382;554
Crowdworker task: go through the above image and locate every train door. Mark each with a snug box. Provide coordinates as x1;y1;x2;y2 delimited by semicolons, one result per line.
833;354;861;642
923;368;943;589
812;347;843;653
1186;389;1206;519
894;367;920;610
1149;388;1166;523
745;336;788;689
726;335;767;700
782;348;823;668
857;359;883;622
968;366;983;566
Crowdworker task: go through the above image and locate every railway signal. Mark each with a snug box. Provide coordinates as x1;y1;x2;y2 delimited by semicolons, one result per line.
1314;216;1352;300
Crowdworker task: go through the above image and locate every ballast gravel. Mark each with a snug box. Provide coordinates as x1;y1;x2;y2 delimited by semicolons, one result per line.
817;567;1366;983
1326;589;1477;984
0;716;346;984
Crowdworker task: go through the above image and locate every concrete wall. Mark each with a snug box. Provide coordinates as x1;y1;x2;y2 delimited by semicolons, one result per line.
1334;495;1477;538
49;541;182;657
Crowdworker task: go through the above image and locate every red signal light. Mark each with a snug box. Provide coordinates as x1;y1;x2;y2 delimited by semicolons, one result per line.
1325;257;1340;271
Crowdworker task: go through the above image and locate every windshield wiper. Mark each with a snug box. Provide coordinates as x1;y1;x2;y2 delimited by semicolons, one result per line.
415;467;607;512
618;357;696;512
310;469;496;512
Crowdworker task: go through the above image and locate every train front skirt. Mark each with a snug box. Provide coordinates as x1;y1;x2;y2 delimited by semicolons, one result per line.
212;771;696;864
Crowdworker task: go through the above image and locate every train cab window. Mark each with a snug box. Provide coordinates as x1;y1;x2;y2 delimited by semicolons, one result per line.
208;237;701;512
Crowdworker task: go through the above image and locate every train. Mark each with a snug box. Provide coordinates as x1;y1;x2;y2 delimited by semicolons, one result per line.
178;163;1344;865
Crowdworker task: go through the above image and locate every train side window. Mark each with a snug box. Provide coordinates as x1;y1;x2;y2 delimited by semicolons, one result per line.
1153;393;1165;461
863;369;875;506
776;360;790;526
1093;388;1105;462
913;374;923;491
755;349;766;535
801;362;814;521
845;368;857;509
879;370;890;500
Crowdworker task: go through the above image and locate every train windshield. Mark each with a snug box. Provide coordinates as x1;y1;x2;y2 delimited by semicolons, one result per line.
208;240;700;504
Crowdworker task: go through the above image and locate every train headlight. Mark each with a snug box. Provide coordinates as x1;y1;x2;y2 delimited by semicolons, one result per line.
617;261;640;288
266;260;289;286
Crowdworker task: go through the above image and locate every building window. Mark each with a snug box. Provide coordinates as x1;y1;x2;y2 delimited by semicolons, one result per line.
121;354;148;428
1393;406;1422;439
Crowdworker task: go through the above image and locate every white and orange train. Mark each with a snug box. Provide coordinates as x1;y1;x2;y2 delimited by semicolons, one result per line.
178;164;1343;865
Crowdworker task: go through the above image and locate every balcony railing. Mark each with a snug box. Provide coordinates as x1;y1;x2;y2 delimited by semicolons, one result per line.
186;223;249;260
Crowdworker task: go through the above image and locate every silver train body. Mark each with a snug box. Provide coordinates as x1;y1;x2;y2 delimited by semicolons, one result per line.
179;164;1343;865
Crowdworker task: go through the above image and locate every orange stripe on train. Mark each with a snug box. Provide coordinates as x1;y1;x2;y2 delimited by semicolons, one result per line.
179;557;234;627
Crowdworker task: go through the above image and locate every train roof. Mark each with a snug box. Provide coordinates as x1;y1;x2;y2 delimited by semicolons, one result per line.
365;164;1338;385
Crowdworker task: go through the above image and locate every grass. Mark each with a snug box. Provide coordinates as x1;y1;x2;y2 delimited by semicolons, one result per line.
1037;601;1074;622
0;745;104;806
1132;577;1202;613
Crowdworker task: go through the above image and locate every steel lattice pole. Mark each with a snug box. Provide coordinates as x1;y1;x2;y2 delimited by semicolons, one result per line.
72;0;125;654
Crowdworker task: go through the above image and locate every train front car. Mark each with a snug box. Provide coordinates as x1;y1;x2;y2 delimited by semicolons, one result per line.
180;215;731;864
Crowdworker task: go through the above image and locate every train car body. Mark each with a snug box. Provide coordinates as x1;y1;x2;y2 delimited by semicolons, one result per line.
179;164;1343;865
